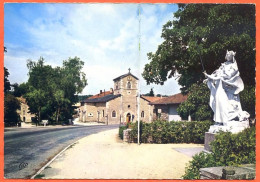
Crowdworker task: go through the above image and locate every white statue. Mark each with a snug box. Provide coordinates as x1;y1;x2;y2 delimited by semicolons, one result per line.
204;50;250;133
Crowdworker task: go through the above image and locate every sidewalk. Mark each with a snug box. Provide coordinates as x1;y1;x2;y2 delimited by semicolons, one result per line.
38;128;204;179
15;118;105;128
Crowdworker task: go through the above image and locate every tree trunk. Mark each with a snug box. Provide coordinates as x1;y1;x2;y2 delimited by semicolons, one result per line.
55;107;60;123
38;107;41;127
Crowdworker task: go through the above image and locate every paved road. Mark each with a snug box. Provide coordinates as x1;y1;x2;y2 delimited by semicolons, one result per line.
4;124;119;179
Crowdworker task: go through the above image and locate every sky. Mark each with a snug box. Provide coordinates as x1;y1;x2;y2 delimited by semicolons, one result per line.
4;3;180;95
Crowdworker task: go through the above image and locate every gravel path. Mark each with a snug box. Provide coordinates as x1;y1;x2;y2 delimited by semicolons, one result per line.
39;128;203;179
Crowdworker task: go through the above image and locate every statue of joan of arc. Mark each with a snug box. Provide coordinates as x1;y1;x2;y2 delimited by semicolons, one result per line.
203;50;249;126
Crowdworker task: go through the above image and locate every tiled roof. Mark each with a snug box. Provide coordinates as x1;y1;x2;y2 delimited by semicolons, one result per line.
83;94;121;103
141;96;162;102
150;93;188;105
88;91;112;99
113;72;139;81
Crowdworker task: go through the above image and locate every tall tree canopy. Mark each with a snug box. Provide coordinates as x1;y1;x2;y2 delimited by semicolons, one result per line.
142;4;255;93
24;57;87;124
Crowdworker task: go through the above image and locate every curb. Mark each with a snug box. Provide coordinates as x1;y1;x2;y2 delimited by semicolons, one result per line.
30;140;79;179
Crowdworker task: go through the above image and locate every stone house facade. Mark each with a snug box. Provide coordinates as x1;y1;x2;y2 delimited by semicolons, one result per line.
150;93;188;121
79;70;161;124
16;97;35;123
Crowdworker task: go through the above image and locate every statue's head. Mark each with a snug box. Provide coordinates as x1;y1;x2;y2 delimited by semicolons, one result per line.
225;50;236;62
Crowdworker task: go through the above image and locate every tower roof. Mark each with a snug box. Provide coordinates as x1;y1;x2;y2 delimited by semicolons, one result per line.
113;72;139;81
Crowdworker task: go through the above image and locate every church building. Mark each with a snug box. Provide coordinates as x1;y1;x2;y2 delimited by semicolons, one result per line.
79;69;161;124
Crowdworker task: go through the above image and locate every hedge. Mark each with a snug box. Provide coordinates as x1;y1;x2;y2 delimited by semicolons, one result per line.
119;125;127;140
129;120;213;144
183;126;256;179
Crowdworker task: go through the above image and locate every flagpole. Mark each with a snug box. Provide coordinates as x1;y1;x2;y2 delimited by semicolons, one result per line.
137;4;141;145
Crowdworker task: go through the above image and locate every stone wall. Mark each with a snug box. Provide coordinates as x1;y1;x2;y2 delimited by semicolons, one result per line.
123;129;132;143
152;105;169;121
106;97;121;124
139;98;153;123
200;164;255;180
79;102;106;122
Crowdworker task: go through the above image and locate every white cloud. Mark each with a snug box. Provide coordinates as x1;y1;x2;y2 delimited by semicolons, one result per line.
4;3;180;95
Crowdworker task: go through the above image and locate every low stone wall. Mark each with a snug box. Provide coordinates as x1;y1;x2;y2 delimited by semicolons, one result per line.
200;164;255;180
123;129;132;143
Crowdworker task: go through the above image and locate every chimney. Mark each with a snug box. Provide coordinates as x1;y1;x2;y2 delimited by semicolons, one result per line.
100;90;102;94
104;89;105;95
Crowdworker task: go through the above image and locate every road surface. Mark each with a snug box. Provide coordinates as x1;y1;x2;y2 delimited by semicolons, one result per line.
4;124;119;179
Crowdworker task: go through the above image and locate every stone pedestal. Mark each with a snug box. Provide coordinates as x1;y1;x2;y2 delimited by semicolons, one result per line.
204;132;216;151
209;120;249;134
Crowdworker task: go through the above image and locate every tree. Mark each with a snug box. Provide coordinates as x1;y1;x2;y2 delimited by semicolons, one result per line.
144;88;155;96
24;57;87;124
4;67;21;126
77;95;93;102
12;83;28;97
177;83;213;121
4;94;21;126
4;50;21;126
143;4;255;121
149;88;155;96
142;4;255;93
4;67;11;93
25;57;56;124
53;57;87;122
240;85;255;119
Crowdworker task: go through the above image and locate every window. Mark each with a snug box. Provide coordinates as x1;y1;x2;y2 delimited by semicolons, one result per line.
103;110;105;117
141;111;144;118
127;82;131;89
128;105;130;108
112;111;116;118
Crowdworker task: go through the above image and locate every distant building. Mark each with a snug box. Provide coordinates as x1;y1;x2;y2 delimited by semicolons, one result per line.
150;93;188;121
16;97;35;123
79;69;161;124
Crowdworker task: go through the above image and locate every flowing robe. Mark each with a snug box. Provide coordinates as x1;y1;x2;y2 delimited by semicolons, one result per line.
206;60;244;124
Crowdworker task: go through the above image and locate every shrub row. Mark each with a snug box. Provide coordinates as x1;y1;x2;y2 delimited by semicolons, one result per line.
119;125;127;140
183;126;256;179
129;120;213;144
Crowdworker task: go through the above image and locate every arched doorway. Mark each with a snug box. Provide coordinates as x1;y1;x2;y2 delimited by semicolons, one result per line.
126;113;131;124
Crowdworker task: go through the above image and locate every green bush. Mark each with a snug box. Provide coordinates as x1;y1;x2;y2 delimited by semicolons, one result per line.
183;152;216;179
183;127;256;179
129;120;213;144
119;125;127;140
211;127;256;166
